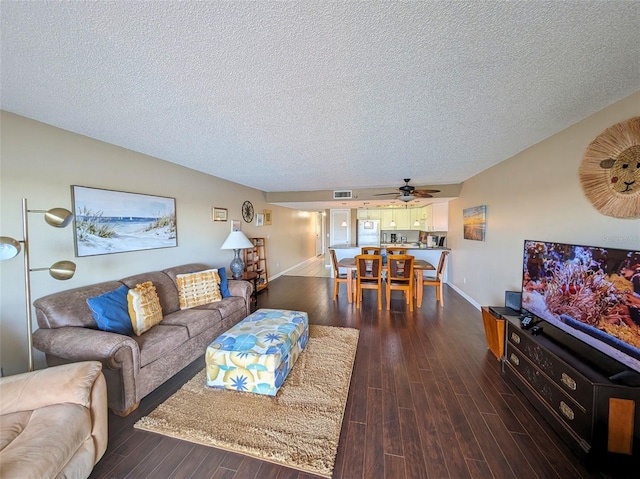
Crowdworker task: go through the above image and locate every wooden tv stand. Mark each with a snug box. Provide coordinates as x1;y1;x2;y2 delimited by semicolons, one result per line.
502;315;640;462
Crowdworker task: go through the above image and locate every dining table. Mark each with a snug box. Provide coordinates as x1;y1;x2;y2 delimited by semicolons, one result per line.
336;257;435;304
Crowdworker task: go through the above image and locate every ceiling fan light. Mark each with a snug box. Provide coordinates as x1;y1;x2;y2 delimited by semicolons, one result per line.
399;194;415;202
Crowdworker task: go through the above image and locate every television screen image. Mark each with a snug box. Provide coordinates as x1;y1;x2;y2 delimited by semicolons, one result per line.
522;240;640;374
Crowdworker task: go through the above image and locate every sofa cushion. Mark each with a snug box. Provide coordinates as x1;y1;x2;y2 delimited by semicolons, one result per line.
127;282;163;336
0;403;92;479
176;269;222;309
195;296;247;319
162;308;223;338
86;285;134;335
34;281;124;329
131;324;190;367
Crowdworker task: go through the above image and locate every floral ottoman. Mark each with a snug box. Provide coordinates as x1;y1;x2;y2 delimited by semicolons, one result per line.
205;308;309;395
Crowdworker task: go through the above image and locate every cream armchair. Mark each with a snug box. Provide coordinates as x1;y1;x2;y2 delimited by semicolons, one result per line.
0;361;108;479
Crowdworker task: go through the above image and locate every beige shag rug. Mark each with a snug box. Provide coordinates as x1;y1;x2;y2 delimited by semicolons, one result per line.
135;325;359;478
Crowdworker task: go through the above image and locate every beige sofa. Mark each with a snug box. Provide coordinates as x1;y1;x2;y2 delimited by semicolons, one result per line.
0;361;108;479
31;263;252;416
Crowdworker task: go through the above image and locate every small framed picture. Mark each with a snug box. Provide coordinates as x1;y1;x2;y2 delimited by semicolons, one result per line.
212;207;228;222
263;209;272;225
256;213;264;226
231;219;241;232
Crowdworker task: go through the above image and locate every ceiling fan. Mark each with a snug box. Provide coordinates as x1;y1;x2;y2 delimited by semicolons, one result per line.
373;179;440;202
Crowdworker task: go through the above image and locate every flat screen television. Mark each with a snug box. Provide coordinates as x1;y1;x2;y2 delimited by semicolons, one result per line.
521;240;640;374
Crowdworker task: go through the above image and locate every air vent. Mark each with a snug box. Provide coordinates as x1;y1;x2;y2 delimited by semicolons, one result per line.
333;190;353;199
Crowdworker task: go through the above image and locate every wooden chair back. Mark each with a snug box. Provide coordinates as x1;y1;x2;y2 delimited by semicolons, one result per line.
386;255;415;311
417;251;449;307
355;254;383;309
361;246;381;255
386;247;408;256
330;249;351;300
387;254;414;281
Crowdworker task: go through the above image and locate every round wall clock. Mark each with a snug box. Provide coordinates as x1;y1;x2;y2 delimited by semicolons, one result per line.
242;200;254;222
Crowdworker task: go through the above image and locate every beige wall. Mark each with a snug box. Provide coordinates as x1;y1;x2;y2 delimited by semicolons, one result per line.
0;112;316;375
448;90;640;309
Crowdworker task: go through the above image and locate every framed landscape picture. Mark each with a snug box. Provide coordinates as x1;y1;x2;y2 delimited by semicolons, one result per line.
71;186;177;257
463;205;486;241
212;207;228;222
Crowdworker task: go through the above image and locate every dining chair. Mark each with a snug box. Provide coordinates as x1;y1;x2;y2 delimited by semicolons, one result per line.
416;250;449;307
361;246;381;255
355;254;383;309
330;249;353;300
386;247;408;256
386;254;414;311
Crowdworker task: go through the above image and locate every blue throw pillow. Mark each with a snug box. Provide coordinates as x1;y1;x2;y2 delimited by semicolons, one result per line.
218;267;231;298
87;285;134;335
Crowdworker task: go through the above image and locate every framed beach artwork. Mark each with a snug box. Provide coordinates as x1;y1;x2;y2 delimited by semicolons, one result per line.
255;213;264;227
231;219;241;232
463;205;486;241
71;186;177;257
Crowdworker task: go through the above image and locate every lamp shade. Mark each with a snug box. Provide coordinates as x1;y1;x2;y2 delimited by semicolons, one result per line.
0;236;21;260
44;208;74;228
220;231;254;250
49;260;76;280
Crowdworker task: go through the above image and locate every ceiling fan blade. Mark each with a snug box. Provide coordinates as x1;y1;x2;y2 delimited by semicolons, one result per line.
373;192;402;196
413;191;438;198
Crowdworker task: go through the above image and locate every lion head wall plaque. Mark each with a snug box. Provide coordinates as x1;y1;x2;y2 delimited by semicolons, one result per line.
579;116;640;219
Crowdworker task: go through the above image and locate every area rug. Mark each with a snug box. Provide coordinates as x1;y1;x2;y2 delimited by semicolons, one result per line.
135;325;359;478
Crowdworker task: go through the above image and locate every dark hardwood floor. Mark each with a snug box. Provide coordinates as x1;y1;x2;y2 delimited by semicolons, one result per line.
89;276;632;479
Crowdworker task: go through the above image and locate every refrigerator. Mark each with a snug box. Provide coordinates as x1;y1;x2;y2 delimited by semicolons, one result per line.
356;219;381;246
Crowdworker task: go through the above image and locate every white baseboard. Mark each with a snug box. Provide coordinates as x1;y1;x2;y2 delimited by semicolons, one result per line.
269;256;319;281
446;281;482;310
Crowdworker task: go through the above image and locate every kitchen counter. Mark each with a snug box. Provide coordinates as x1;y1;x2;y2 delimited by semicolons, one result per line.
330;244;449;251
329;245;450;281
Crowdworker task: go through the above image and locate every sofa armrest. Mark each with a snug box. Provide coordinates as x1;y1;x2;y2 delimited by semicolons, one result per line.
0;361;103;415
0;361;109;464
32;326;140;373
228;279;253;315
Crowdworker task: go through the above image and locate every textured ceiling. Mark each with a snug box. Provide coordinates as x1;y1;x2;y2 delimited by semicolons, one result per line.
2;1;639;201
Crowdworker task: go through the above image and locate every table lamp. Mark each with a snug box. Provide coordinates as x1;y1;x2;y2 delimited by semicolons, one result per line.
220;230;254;279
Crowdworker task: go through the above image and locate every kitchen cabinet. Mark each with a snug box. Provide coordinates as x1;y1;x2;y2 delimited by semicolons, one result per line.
423;203;448;231
357;209;380;220
432;203;448;231
380;209;394;229
410;207;425;230
381;209;410;229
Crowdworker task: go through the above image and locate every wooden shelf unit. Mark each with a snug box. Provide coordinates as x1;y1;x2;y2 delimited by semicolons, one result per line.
244;237;268;292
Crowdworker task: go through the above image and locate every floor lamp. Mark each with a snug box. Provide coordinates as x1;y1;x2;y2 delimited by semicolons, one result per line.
0;198;76;371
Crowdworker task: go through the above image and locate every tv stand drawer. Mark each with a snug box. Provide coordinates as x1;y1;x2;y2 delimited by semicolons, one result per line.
505;345;592;441
507;322;593;408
